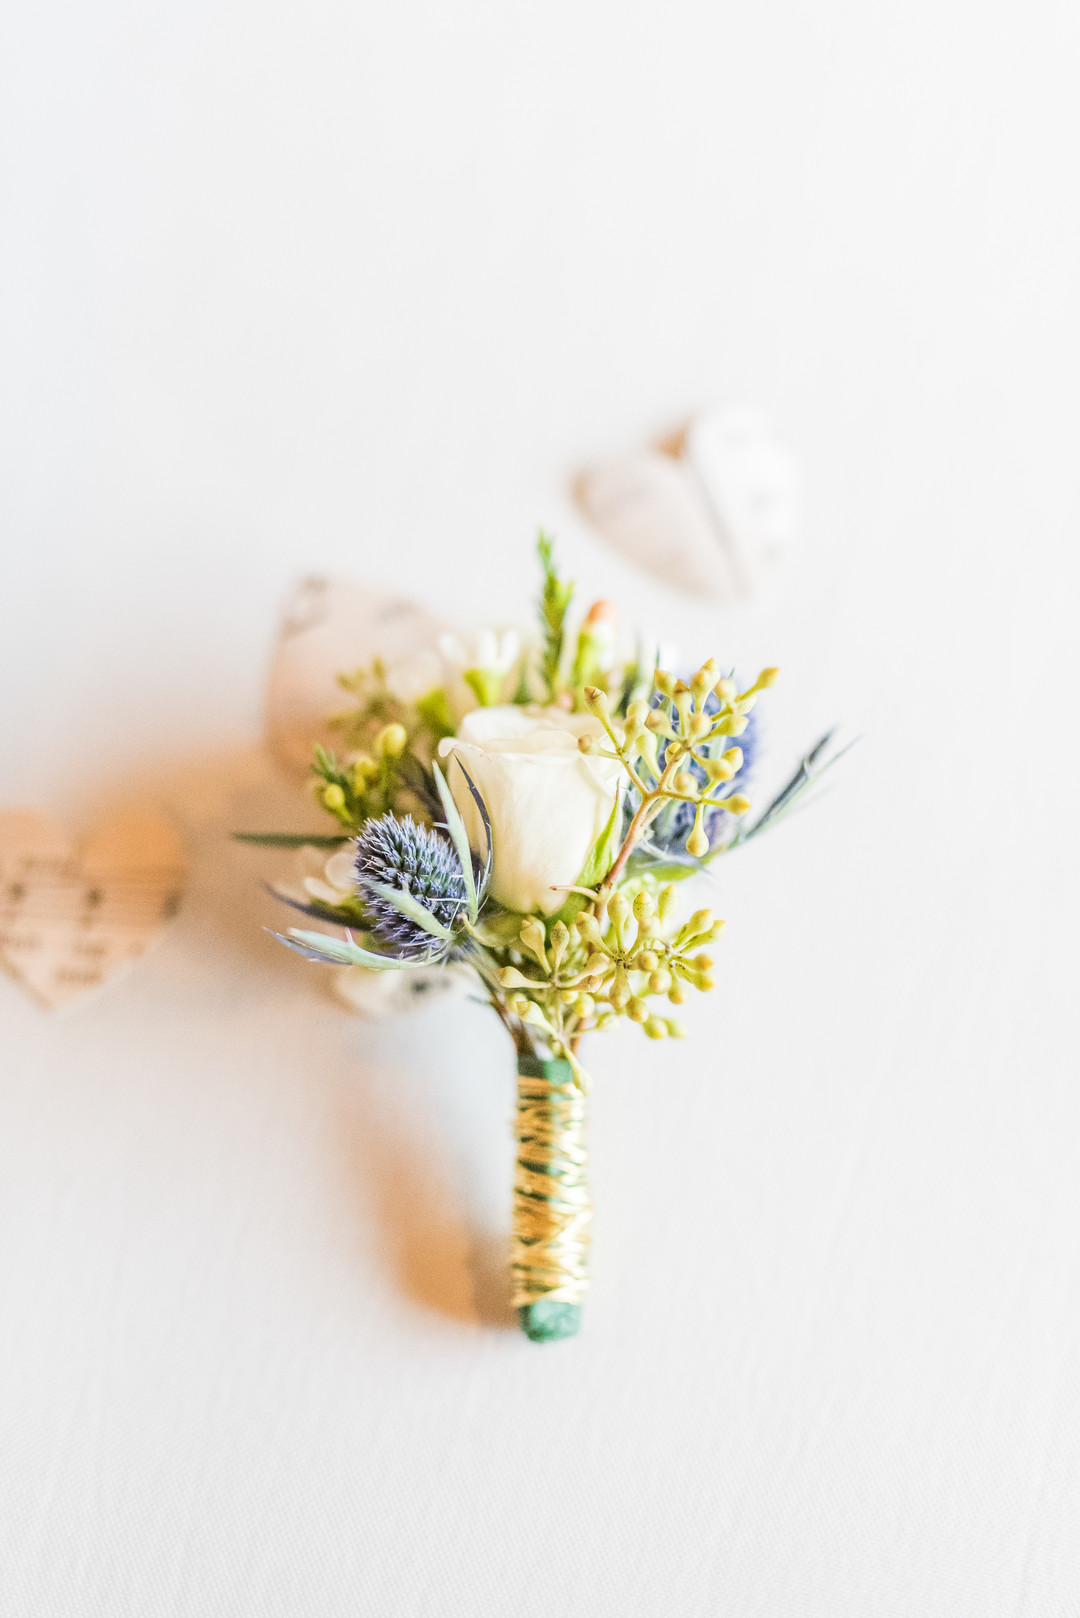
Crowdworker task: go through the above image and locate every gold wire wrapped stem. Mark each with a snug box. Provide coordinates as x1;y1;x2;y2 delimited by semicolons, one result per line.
512;1056;591;1342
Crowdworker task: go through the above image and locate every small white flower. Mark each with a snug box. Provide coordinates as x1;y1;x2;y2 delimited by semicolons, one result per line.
438;628;521;677
273;844;356;909
438;627;524;710
382;649;445;704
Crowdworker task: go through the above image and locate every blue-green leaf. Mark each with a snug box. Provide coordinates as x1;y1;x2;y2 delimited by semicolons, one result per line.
433;761;478;921
363;880;455;941
274;929;441;970
454;760;493;897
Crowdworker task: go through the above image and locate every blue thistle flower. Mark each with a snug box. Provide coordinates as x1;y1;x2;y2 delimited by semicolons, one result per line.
631;691;761;862
355;814;468;958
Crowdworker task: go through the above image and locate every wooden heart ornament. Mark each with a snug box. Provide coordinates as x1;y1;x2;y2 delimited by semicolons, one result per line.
0;809;186;1009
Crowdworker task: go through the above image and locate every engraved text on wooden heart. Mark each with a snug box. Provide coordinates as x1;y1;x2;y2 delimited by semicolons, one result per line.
0;809;186;1009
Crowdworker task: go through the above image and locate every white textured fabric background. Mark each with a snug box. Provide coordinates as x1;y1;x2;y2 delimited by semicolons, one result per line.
2;4;1079;1614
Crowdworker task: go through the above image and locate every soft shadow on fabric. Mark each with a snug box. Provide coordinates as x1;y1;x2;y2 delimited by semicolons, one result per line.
336;1077;516;1328
91;745;520;1330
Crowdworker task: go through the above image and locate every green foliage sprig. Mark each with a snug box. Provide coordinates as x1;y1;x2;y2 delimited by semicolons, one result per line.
537;531;574;703
578;661;776;889
486;885;723;1087
309;728;441;834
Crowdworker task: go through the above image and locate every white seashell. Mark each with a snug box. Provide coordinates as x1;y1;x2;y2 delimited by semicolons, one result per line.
578;406;799;605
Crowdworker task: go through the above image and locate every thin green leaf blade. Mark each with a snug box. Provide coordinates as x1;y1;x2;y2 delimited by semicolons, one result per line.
433;761;478;920
266;885;370;926
577;790;622;888
274;929;434;970
547;789;623;926
234;832;348;849
451;761;493;897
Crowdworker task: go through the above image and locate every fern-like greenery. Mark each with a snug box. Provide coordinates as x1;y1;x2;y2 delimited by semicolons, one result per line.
537;532;574;703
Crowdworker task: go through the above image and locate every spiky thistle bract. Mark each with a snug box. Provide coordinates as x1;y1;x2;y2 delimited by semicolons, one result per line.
272;759;492;971
356;814;469;957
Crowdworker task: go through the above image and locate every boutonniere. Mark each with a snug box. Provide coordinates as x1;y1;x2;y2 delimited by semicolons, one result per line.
239;537;847;1341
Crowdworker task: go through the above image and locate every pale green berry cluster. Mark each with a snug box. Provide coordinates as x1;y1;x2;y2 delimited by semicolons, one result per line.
493;885;723;1080
580;661;778;859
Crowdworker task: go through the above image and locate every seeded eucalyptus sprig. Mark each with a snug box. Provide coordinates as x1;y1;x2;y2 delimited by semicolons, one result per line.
576;661;778;900
489;885;724;1085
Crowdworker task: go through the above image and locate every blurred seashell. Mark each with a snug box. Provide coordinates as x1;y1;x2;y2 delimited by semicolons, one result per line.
331;962;467;1019
578;407;799;605
267;577;447;775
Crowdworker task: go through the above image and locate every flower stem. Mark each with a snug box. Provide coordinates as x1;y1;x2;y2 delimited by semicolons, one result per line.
512;1054;590;1342
598;796;652;904
597;756;679;910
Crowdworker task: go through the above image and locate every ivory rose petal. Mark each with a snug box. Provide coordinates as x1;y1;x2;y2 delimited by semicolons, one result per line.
438;706;622;916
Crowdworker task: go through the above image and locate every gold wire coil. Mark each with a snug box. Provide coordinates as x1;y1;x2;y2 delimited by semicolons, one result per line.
511;1057;591;1309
